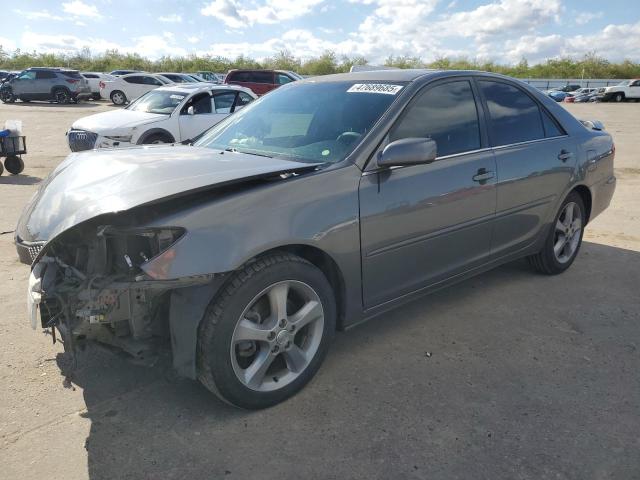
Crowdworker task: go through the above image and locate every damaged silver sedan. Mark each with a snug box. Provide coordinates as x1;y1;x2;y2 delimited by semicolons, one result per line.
16;70;616;408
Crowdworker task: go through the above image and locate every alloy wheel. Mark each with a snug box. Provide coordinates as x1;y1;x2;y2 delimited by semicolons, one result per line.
553;201;582;264
230;280;324;392
112;92;125;105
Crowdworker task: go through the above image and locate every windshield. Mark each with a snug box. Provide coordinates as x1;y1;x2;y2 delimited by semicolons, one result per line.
616;80;631;86
126;90;187;114
195;81;405;163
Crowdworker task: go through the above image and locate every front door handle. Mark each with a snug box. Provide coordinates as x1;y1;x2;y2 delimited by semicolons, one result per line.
472;168;495;183
558;150;573;162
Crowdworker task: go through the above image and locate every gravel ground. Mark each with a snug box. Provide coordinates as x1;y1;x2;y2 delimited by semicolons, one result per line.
0;100;638;480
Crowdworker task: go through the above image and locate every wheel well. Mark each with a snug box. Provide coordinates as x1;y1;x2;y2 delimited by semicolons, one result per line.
138;129;175;144
259;245;347;330
572;185;592;224
51;86;70;94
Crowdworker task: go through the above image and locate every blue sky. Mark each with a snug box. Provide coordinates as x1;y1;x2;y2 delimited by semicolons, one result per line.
2;0;639;64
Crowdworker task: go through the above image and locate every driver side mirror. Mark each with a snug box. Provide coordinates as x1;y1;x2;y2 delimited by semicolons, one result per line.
377;137;437;167
187;106;195;116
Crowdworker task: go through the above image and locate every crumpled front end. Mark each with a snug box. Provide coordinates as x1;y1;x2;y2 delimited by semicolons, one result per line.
27;219;219;369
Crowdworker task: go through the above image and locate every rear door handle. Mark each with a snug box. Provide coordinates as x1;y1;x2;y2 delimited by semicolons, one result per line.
558;150;573;162
472;168;495;183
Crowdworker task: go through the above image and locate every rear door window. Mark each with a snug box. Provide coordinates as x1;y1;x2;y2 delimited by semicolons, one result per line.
144;76;163;86
36;71;57;79
250;71;274;84
389;80;481;157
479;80;545;146
212;92;237;113
124;76;145;84
230;72;250;82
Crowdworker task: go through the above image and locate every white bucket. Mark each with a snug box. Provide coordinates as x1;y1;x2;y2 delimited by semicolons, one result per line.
4;119;22;136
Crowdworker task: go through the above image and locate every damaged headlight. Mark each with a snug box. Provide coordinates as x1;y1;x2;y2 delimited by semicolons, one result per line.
99;226;185;277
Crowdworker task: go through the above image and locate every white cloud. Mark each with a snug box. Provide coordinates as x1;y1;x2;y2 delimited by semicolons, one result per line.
503;21;640;63
0;37;17;52
18;31;188;58
575;11;603;26
201;0;324;28
187;36;201;44
436;0;562;40
13;9;64;21
62;1;102;18
159;13;182;23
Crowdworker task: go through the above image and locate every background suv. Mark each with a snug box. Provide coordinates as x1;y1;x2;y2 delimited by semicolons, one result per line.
0;67;91;104
225;69;301;95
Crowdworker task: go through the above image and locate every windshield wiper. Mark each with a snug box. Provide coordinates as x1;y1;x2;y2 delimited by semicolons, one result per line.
224;147;273;159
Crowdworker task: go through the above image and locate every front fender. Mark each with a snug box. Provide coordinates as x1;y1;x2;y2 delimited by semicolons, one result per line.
141;163;364;322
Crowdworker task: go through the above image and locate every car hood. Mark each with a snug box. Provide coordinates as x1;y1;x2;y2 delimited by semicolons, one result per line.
16;145;318;244
71;109;167;132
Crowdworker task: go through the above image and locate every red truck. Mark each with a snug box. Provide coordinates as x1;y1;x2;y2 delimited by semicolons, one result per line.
225;69;302;95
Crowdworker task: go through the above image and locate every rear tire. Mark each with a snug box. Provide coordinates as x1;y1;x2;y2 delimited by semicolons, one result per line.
4;156;24;175
197;253;336;409
53;88;70;104
528;192;585;275
110;90;127;105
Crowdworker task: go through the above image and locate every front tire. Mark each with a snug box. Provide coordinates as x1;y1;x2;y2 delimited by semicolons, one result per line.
0;89;15;103
197;253;336;409
141;133;172;145
528;192;585;275
613;92;625;103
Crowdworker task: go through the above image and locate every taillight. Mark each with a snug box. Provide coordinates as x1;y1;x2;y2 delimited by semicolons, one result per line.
65;79;79;84
99;81;105;89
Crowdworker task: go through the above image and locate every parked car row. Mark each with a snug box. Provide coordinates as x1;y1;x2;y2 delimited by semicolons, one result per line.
68;83;256;151
544;80;640;103
0;66;304;105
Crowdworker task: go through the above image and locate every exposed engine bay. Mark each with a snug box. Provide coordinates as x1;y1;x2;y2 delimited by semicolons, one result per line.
28;220;216;369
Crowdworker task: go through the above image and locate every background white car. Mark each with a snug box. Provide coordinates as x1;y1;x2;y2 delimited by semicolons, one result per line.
68;83;257;151
100;73;174;105
81;72;116;100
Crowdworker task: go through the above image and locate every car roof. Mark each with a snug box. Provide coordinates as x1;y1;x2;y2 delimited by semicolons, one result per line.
153;83;256;95
27;67;79;72
305;69;441;83
301;69;551;85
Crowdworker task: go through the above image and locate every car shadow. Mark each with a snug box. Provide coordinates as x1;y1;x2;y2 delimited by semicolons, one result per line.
0;173;41;185
8;101;102;108
58;241;640;479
